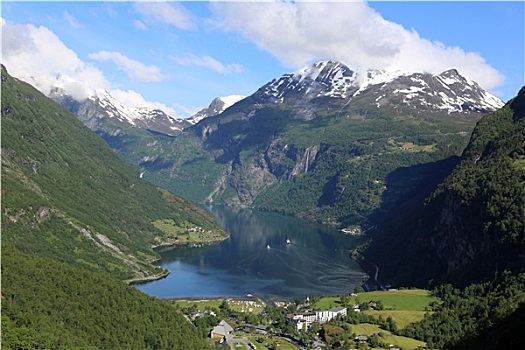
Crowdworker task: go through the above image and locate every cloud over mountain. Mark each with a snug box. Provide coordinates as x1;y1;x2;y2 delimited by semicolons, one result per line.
210;1;504;91
2;22;108;100
1;20;176;115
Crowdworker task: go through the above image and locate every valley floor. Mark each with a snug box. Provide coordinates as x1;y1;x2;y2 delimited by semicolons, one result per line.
170;289;435;349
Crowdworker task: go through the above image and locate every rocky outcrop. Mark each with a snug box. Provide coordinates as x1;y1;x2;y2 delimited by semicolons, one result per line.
265;140;325;179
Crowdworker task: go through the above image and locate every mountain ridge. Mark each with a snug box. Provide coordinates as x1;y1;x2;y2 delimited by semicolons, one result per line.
247;60;503;113
52;60;503;136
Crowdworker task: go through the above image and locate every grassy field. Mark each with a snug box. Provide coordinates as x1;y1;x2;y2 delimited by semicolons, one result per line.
351;323;426;349
170;298;224;310
356;289;438;310
362;310;428;329
314;289;437;311
313;289;437;329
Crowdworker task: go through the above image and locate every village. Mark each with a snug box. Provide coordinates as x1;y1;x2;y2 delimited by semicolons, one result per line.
170;289;434;349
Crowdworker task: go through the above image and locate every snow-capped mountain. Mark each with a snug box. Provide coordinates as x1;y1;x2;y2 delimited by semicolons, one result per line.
187;95;245;124
361;68;504;113
54;59;504;143
52;88;190;136
250;60;504;113
88;89;190;134
253;60;361;102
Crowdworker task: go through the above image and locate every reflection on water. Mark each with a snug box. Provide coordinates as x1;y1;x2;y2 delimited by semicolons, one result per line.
135;206;368;300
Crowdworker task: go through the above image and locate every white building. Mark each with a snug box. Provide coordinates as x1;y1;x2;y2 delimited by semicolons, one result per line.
288;307;347;331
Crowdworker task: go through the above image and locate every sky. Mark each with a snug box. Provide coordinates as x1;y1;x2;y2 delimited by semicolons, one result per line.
2;1;524;118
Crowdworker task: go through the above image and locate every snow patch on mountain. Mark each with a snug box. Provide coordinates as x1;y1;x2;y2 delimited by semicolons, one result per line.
258;60;504;113
187;95;246;124
218;95;246;111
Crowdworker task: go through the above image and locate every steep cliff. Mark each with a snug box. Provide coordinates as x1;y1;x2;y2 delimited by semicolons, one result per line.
365;87;525;287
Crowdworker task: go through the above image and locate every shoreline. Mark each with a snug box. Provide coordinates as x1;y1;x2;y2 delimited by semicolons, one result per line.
152;233;230;251
128;234;229;285
126;270;170;285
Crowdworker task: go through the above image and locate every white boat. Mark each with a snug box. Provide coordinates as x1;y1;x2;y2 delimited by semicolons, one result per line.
286;239;291;244
267;244;270;249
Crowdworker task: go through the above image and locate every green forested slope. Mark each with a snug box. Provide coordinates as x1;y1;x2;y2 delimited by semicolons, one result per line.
1;246;208;349
1;65;224;348
365;86;525;287
1;65;225;281
399;272;525;349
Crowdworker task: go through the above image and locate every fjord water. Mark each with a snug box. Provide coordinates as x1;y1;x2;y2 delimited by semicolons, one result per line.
136;206;368;300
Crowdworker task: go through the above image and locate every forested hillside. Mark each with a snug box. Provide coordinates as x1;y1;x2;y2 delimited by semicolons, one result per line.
364;86;525;287
1;65;222;348
1;247;208;349
1;65;225;281
400;272;525;349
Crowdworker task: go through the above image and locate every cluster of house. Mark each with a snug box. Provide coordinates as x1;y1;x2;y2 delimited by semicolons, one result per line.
229;298;264;313
187;226;207;233
286;306;347;331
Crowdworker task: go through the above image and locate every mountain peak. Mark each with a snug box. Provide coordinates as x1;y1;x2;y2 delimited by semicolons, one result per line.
187;95;245;125
440;68;460;76
250;60;503;114
254;60;359;103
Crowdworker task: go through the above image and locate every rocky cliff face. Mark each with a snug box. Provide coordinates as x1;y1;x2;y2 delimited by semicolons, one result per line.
265;140;325;180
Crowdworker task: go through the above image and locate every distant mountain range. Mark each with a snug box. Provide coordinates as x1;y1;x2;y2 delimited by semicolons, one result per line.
248;60;502;113
51;88;245;137
52;59;505;228
52;60;503;138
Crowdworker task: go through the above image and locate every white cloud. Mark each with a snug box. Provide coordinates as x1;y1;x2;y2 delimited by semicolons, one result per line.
1;21;108;100
172;54;244;74
88;51;168;83
1;20;178;116
210;1;504;90
133;19;148;31
134;1;197;30
63;11;81;29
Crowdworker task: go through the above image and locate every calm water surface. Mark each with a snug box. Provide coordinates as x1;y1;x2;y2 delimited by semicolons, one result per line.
135;206;368;300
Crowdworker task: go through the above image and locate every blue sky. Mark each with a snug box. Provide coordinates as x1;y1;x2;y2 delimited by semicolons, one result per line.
2;1;524;117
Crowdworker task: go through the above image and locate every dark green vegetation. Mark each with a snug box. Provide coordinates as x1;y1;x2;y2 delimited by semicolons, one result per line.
1;65;226;281
312;274;525;349
365;86;525;288
1;247;208;349
353;87;525;349
1;66;226;348
401;272;525;349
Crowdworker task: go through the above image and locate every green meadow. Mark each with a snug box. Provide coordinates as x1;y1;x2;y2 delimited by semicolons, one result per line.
314;289;438;329
351;323;426;349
